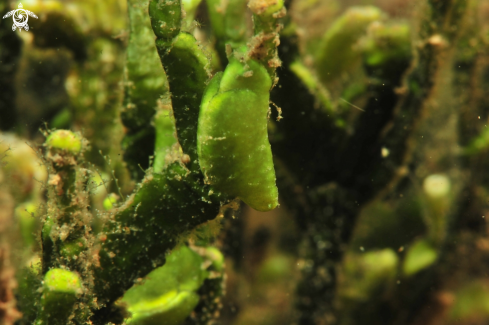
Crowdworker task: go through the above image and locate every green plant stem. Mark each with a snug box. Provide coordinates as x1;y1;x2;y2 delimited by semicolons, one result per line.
271;1;468;324
360;0;468;201
206;0;249;65
122;0;170;179
154;33;210;172
93;162;220;307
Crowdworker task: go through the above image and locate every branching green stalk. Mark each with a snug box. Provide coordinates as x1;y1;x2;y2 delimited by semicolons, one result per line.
5;1;489;325
270;1;468;324
20;0;285;323
93;162;220;305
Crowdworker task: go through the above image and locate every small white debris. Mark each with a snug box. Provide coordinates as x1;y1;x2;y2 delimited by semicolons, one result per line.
59;224;70;242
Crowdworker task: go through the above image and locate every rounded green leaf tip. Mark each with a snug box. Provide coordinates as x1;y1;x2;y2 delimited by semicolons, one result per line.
103;193;120;211
126;291;199;325
45;130;82;154
121;245;206;325
316;6;383;83
423;174;451;199
197;59;278;212
362;249;398;276
340;249;398;301
403;239;438;276
361;23;411;68
149;0;182;40
44;268;82;294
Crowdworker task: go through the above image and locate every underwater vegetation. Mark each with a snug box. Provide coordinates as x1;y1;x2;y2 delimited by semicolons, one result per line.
2;0;489;324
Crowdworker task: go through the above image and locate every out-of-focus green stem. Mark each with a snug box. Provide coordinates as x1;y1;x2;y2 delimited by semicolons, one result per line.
206;0;249;64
